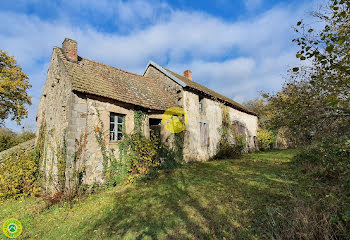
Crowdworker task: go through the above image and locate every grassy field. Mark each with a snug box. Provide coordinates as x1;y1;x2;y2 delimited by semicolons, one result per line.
0;149;324;239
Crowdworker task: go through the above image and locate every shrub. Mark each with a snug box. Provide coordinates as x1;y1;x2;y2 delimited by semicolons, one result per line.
18;131;36;143
0;129;35;152
294;137;350;181
291;137;350;238
119;132;160;176
106;149;129;186
214;134;246;159
0;148;41;201
0;129;17;151
213;105;246;159
156;132;184;170
257;128;275;151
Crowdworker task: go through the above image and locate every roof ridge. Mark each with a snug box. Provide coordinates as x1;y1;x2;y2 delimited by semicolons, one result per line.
54;46;149;79
53;47;175;110
154;62;257;116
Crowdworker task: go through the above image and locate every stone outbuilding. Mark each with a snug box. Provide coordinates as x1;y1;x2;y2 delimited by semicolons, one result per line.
36;38;258;189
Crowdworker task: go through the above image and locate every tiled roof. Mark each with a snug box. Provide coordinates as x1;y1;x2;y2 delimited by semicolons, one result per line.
54;47;175;111
145;62;257;116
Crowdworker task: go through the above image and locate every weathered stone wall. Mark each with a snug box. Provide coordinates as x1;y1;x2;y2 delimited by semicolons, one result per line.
36;48;74;191
144;65;183;107
145;66;258;161
37;53;258;190
227;106;258;152
182;90;222;161
37;57;170;188
182;89;258;161
66;93;168;185
65;93;134;185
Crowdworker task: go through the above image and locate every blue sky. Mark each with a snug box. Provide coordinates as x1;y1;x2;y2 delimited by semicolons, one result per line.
1;0;321;132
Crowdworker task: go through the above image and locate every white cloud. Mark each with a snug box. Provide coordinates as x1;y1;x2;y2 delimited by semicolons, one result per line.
1;0;316;131
243;0;263;10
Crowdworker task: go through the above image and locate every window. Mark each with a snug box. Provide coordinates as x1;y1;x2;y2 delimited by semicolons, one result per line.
199;96;204;113
200;121;209;147
110;113;125;141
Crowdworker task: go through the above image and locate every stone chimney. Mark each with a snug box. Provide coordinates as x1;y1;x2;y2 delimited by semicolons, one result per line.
184;70;192;81
62;38;78;62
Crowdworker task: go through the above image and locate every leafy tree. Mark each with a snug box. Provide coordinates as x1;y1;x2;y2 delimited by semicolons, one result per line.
257;128;275;151
0;50;31;126
0;128;17;151
242;98;271;129
265;0;350;144
0;127;35;152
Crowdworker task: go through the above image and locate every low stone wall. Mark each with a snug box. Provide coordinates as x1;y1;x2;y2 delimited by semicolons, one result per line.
0;138;35;162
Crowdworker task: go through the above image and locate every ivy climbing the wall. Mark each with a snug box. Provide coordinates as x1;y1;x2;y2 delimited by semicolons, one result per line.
118;110;160;179
214;105;246;159
55;132;67;193
94;108;185;186
155;131;184;170
94;108;130;186
35;120;47;183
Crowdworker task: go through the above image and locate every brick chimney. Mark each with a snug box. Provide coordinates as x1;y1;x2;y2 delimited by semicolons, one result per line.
184;70;192;81
62;38;78;62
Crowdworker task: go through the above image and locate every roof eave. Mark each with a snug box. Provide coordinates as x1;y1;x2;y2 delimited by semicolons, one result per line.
145;60;257;117
71;89;168;111
143;61;187;87
184;86;258;116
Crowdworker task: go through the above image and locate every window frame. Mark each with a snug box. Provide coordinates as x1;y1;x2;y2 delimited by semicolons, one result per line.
199;96;204;113
110;113;125;142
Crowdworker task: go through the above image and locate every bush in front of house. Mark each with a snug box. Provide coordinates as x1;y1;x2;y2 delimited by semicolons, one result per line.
257;128;275;151
214;134;246;160
0;148;41;202
127;132;160;175
117;130;160;182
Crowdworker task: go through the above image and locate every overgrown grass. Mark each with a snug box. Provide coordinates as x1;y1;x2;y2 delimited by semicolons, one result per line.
0;149;348;239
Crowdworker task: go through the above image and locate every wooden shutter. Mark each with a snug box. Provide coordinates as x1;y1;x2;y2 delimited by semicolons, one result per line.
204;123;209;147
200;122;209;147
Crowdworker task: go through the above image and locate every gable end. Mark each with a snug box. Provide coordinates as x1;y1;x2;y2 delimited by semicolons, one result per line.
143;61;187;87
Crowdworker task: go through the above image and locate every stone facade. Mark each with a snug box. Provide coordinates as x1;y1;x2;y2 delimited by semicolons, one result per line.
144;65;183;105
36;49;74;191
143;70;258;161
36;38;258;190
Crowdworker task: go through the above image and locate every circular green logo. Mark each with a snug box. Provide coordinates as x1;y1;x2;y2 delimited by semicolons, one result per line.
3;219;22;238
162;107;188;133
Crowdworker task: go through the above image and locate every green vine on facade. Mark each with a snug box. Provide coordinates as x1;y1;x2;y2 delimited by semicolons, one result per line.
133;110;146;135
72;98;90;192
55;131;67;193
93;107;185;186
35;120;47;187
214;105;246;159
72;100;90;191
94;108;109;176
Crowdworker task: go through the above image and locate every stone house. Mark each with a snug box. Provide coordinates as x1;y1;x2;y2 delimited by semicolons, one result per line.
36;38;258;189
